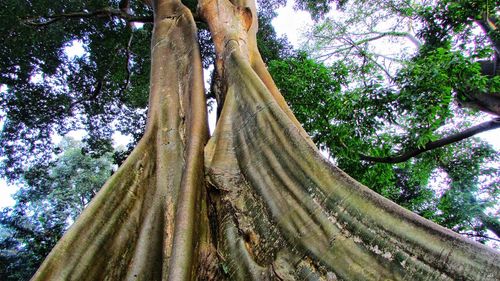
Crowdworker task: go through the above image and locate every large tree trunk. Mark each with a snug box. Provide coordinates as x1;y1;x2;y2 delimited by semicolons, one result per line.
32;0;499;280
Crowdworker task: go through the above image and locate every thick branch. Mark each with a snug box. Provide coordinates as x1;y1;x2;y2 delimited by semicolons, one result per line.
476;15;500;57
459;232;500;243
459;91;500;117
361;118;500;164
119;32;134;96
24;8;153;26
481;214;500;238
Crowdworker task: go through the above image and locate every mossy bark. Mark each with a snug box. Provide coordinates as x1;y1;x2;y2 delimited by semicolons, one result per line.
32;0;500;280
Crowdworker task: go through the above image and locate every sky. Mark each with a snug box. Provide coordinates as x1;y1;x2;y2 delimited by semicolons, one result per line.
272;2;313;47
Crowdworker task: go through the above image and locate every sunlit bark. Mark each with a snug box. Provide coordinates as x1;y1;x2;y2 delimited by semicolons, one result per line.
32;0;500;280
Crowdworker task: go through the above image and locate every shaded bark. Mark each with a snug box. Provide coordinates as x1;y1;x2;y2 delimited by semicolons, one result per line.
361;118;500;164
481;213;500;238
457;16;500;116
458;91;500;117
31;0;500;280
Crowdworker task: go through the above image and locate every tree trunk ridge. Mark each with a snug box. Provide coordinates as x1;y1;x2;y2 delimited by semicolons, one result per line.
31;0;500;280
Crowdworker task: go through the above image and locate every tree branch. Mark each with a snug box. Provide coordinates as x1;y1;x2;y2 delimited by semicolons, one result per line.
23;8;153;27
360;118;500;164
350;31;422;48
480;213;500;238
459;232;500;243
141;0;153;8
476;15;500;57
313;31;421;57
119;32;134;96
459;92;500;117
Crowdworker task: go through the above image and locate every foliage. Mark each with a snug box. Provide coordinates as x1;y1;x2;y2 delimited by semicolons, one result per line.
416;0;500;49
256;7;295;63
0;138;114;281
0;0;152;181
0;0;299;181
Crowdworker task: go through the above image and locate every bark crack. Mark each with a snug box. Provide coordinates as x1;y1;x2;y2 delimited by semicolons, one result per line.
271;262;285;281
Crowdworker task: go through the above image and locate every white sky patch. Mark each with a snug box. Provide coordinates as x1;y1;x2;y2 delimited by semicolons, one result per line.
428;168;450;197
208;103;217;135
202;64;218;135
113;131;133;149
273;2;313;48
477;128;500;150
51;129;87;144
0;179;16;208
64;40;85;58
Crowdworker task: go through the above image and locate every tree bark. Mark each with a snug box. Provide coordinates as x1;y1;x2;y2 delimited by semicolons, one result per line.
32;0;500;280
476;16;500;57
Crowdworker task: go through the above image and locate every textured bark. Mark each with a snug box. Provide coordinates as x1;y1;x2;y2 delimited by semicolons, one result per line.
32;0;500;280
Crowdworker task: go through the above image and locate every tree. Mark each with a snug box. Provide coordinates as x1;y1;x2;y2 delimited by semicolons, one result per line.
1;0;499;280
0;138;114;280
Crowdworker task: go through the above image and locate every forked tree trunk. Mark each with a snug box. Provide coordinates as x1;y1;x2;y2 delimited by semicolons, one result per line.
32;0;499;280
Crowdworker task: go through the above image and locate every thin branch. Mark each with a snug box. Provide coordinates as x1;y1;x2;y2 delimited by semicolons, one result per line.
119;0;131;14
377;31;421;48
349;41;395;80
119;32;134;96
23;8;153;27
360;118;500;164
459;232;500;243
372;52;405;63
351;31;421;48
63;81;103;113
320;31;421;55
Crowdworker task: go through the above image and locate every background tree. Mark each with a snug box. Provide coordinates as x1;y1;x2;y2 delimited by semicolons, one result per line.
0;138;114;280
